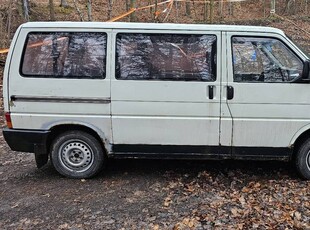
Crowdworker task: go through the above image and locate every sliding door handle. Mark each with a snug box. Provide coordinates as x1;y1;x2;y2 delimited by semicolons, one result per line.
227;86;234;100
208;85;214;99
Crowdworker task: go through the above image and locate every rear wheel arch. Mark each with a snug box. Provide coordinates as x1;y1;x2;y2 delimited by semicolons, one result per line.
46;124;109;156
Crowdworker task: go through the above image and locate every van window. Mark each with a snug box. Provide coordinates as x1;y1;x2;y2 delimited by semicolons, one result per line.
116;33;217;81
21;32;107;79
232;37;303;83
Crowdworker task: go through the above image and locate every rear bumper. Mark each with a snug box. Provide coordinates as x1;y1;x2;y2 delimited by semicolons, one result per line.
3;128;50;154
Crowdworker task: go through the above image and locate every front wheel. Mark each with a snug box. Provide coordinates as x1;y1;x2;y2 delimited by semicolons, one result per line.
295;138;310;180
51;131;105;178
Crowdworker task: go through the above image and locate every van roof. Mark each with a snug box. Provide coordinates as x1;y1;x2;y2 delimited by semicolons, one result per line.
21;22;285;35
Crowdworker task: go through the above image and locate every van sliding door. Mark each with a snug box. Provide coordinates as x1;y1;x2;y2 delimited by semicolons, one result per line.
111;30;226;156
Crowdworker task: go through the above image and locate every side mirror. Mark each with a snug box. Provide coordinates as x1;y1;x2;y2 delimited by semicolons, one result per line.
302;60;310;80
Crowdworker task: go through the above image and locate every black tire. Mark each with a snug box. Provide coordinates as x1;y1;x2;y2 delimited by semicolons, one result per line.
50;130;106;179
295;138;310;180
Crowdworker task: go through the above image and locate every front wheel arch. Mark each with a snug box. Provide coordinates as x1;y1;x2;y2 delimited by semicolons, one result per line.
294;137;310;180
292;129;310;160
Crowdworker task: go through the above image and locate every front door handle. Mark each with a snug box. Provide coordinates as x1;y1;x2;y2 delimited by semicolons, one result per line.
227;86;234;100
208;85;214;100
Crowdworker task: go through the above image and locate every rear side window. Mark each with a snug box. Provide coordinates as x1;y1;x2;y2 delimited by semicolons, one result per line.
21;32;107;79
116;33;217;81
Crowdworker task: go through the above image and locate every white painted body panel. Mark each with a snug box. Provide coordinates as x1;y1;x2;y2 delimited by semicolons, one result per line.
6;27;113;144
225;32;310;148
110;30;222;146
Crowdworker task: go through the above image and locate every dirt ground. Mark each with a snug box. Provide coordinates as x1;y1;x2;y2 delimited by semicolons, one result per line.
0;128;309;230
0;129;309;229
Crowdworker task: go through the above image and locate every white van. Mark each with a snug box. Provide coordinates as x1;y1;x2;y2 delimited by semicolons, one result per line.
3;22;310;179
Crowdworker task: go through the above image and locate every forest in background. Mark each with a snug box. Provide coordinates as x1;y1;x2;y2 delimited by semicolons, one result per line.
0;0;310;60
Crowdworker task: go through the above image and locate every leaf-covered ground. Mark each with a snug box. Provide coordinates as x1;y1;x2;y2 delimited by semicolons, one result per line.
0;151;309;229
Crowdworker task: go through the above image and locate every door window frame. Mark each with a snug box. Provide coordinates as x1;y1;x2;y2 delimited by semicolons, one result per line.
226;32;307;84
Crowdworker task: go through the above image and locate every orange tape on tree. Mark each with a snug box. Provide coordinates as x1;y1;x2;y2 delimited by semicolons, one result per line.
107;8;137;22
0;48;9;54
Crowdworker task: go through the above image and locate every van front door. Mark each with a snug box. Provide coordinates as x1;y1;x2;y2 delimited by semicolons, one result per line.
111;31;225;156
226;32;309;158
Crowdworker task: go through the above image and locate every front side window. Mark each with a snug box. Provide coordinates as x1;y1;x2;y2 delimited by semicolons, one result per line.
116;33;217;81
21;32;107;79
232;37;303;83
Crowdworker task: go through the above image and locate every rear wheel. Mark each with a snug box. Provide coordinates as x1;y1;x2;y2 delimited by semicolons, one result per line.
295;138;310;180
51;131;105;178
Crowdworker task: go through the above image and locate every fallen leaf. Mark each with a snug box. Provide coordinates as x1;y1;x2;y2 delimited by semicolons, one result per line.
164;197;172;207
11;203;18;208
294;211;302;221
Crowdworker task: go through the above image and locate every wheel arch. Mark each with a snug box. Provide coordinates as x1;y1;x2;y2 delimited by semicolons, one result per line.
46;123;111;156
291;125;310;159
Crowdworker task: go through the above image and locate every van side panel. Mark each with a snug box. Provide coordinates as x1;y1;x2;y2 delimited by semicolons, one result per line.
3;25;23;113
7;28;112;144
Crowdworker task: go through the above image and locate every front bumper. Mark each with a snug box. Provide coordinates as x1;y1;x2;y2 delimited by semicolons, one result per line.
3;128;50;154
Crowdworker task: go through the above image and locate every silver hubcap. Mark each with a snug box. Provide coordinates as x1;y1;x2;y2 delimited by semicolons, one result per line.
306;151;310;171
59;139;93;172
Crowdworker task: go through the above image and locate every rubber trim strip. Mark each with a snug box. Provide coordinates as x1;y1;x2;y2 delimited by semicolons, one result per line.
10;95;111;104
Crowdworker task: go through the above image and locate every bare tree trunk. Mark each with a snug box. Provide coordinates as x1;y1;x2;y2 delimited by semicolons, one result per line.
185;2;191;16
73;0;84;21
210;0;214;23
204;0;208;23
129;0;136;22
270;0;276;14
87;0;92;21
21;0;30;21
7;0;13;44
107;0;113;20
285;0;296;15
60;0;69;8
148;0;152;16
306;0;308;13
154;0;158;22
192;1;198;19
175;1;179;23
219;0;223;20
0;12;4;49
126;0;129;11
228;1;234;17
49;0;55;21
0;12;3;46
